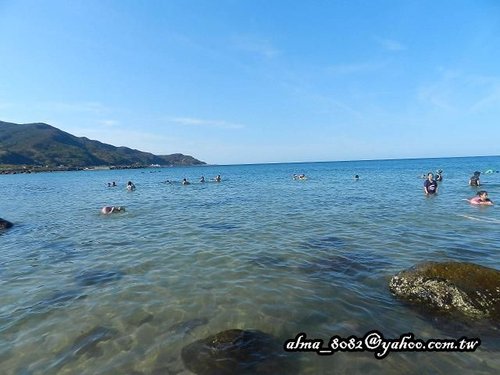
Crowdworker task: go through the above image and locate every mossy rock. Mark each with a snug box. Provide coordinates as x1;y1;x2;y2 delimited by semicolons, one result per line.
390;262;500;321
181;329;296;375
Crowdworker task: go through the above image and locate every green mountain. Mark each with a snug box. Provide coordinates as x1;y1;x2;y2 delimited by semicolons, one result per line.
0;121;205;168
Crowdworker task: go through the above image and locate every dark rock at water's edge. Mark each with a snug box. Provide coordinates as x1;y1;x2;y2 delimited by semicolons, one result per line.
181;329;297;375
0;218;13;229
389;262;500;321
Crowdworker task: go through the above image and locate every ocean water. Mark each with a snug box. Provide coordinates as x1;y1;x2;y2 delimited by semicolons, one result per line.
1;156;499;375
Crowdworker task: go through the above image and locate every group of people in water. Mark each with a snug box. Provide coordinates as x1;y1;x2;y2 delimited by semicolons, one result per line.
102;181;135;214
100;169;496;215
101;175;223;214
423;169;494;206
294;173;360;180
182;175;221;185
163;175;222;185
108;180;136;190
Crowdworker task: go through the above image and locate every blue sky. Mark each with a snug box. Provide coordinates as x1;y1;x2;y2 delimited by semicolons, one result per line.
1;0;499;164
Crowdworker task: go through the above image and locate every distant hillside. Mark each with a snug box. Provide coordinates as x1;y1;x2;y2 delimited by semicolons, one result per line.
0;121;205;168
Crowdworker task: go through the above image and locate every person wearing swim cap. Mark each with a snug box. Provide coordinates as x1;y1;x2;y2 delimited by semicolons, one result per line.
423;172;438;195
468;191;493;205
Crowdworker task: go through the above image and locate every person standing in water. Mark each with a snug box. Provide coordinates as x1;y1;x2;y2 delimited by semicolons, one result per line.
469;171;481;186
424;173;438;195
127;181;136;191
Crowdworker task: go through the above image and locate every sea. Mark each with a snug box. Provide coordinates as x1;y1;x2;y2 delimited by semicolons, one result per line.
1;156;499;375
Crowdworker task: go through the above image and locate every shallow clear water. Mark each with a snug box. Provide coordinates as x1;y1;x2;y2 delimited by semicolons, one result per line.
1;156;499;374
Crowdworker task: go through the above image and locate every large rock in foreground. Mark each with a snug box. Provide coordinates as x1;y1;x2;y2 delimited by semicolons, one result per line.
181;329;295;375
390;262;500;321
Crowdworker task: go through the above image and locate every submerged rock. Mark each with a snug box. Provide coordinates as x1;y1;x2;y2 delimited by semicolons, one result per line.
32;289;87;313
390;262;500;321
250;255;290;269
200;223;239;231
300;235;345;251
75;269;123;286
168;317;209;336
0;218;13;229
69;326;117;358
49;326;118;372
181;329;296;375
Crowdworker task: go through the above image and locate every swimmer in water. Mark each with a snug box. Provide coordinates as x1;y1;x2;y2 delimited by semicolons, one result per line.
101;206;125;214
468;191;493;206
200;176;205;183
126;181;136;191
215;175;221;182
182;178;190;185
435;169;443;182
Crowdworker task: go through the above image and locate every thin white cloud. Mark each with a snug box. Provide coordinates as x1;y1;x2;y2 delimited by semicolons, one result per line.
35;101;109;114
0;101;13;110
417;84;454;111
231;35;281;58
97;119;119;127
469;87;500;113
417;69;500;113
463;74;500;113
375;37;407;51
327;61;387;75
169;117;245;130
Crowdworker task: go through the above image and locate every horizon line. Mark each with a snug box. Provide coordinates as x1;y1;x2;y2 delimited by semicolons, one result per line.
205;154;500;168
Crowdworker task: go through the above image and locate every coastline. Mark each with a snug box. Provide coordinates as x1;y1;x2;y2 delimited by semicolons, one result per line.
0;164;198;175
1;154;498;175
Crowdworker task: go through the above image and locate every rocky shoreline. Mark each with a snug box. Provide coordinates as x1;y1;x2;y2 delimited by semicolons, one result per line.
0;164;185;175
